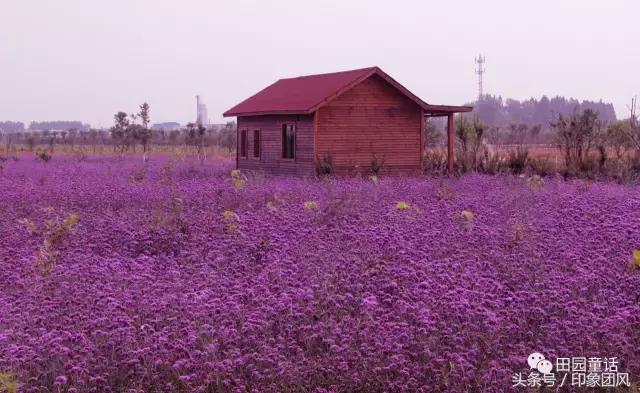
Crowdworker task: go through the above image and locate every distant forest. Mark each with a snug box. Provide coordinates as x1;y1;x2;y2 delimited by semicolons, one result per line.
0;121;25;133
468;95;617;129
426;95;620;145
0;121;91;133
28;121;89;131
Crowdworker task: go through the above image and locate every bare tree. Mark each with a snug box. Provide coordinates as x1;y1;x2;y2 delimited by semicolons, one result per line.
625;97;640;151
551;109;603;172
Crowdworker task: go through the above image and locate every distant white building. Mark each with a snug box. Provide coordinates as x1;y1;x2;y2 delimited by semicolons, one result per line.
196;95;209;126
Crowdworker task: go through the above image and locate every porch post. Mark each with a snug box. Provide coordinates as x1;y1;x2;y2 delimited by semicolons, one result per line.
447;113;455;176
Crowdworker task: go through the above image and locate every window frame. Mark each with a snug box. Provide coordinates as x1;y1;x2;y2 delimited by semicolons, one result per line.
252;129;261;159
281;123;296;160
239;129;248;158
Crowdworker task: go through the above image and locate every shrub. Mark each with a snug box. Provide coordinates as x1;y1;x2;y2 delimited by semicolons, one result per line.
395;201;410;210
477;151;505;175
423;150;448;175
19;213;80;275
230;168;247;189
455;117;486;173
506;147;529;174
434;182;455;201
577;156;600;180
304;201;318;210
630;249;640;270
507;221;528;247
35;150;53;162
632;152;640;172
605;120;633;158
526;157;554;177
452;209;475;229
601;155;640;184
552;109;604;173
129;163;148;183
597;144;607;168
315;154;334;176
370;154;385;175
0;372;19;393
222;210;239;234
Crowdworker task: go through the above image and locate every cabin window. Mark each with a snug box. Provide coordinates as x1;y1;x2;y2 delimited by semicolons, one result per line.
282;124;295;159
240;130;248;158
253;129;260;158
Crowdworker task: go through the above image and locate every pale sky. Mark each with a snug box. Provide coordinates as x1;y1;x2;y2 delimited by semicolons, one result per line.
1;0;639;128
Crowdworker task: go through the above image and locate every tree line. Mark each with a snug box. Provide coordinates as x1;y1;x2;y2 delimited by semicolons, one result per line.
0;103;237;154
424;103;640;182
470;94;616;127
444;95;617;145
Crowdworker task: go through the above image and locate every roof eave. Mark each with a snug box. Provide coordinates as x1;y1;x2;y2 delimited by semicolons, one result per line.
223;109;313;117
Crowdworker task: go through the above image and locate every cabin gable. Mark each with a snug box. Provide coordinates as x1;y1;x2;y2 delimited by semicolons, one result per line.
315;74;423;174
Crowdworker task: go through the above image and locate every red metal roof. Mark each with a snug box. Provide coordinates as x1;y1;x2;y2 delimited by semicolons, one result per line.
223;66;472;117
223;67;374;116
223;67;472;117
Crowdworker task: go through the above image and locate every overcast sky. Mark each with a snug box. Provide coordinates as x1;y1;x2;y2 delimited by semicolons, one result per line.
1;0;639;128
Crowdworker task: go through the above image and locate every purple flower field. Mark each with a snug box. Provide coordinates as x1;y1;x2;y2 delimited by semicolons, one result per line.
1;154;639;392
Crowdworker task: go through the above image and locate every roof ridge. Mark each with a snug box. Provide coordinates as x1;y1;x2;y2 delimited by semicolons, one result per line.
279;66;377;81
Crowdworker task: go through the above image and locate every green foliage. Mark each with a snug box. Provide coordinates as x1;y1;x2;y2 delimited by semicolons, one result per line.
110;104;154;153
110;112;130;152
138;102;151;129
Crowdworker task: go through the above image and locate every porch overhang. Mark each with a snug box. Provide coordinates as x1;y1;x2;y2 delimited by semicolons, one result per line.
422;105;474;176
423;105;473;117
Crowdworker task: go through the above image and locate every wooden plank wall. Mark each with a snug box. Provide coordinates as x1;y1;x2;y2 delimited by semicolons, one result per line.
237;114;315;176
315;74;422;175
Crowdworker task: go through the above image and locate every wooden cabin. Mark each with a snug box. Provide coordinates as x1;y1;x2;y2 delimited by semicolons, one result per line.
223;67;471;176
